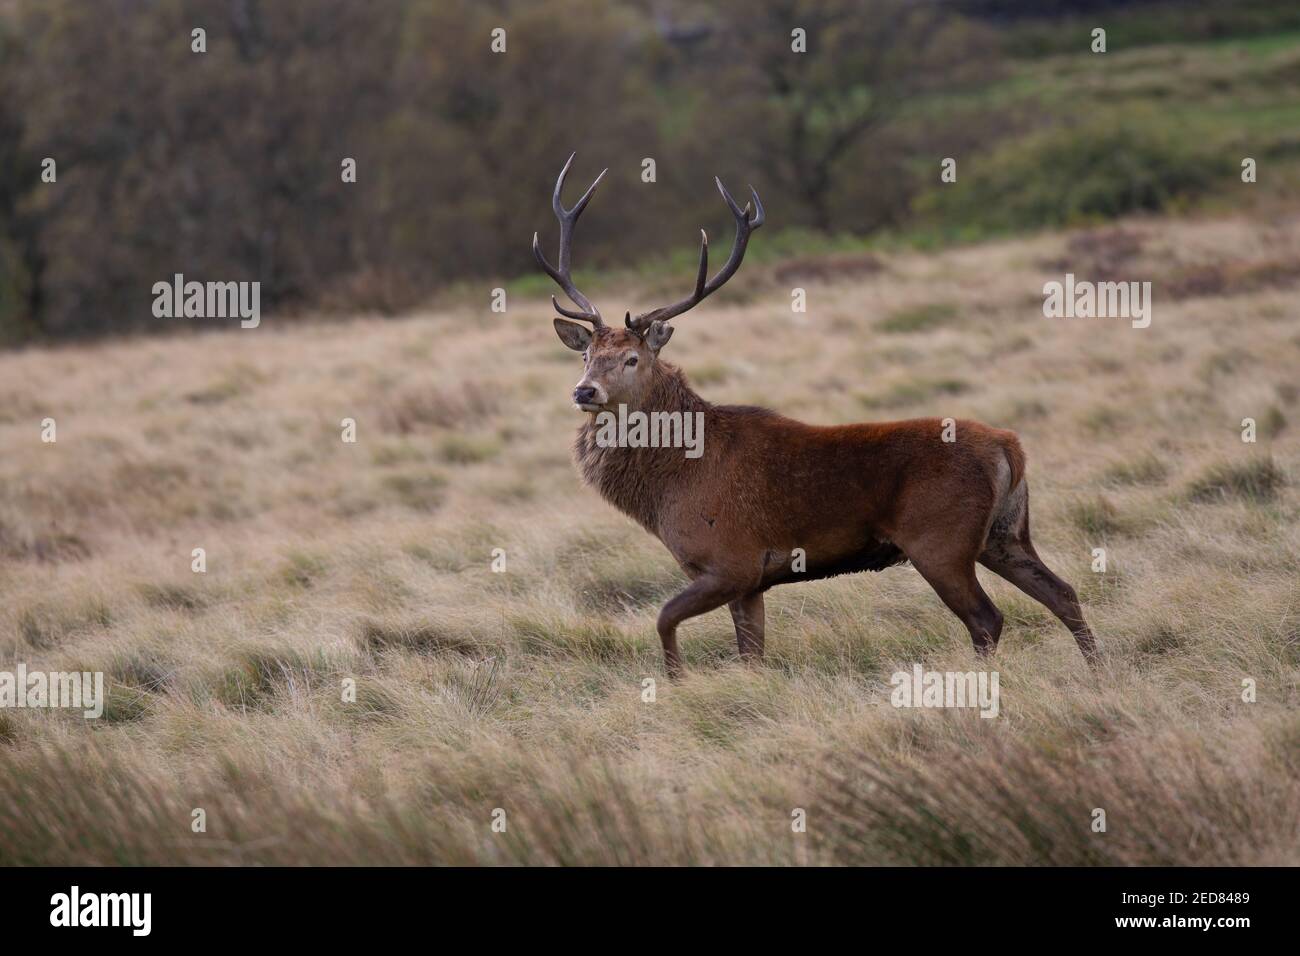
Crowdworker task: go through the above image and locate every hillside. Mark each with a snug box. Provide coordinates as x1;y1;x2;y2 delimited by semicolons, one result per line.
0;212;1297;864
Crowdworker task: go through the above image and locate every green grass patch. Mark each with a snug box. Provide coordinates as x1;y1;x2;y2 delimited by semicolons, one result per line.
437;433;501;465
1104;452;1170;486
859;378;971;410
1187;456;1286;503
876;302;958;334
381;471;448;511
1067;495;1128;538
915;110;1227;235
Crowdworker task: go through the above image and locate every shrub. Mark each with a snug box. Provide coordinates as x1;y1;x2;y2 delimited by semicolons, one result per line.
915;112;1226;234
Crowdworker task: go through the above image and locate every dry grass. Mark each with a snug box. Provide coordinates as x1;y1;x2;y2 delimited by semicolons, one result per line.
0;212;1297;865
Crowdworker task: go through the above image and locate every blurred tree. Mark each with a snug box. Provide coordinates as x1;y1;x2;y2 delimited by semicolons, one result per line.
2;0;674;334
9;0;405;335
679;0;1000;233
3;0;1211;343
390;0;666;282
0;13;40;344
0;0;1010;340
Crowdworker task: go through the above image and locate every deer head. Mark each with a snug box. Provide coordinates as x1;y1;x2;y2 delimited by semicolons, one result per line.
534;153;764;412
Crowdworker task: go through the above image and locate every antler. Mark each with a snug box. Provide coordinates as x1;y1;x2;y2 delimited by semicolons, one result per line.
626;178;764;333
533;153;607;328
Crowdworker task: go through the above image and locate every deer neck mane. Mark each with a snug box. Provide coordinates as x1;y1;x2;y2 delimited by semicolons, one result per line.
573;360;709;533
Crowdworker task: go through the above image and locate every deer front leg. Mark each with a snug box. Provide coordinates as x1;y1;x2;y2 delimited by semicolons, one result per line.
656;575;743;678
728;591;766;662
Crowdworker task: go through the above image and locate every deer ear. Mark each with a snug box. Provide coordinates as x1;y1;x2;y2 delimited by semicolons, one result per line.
645;320;674;353
553;318;592;352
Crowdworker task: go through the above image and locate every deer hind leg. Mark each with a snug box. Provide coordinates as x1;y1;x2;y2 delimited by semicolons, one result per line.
979;483;1099;663
728;591;766;662
909;554;1005;656
897;503;1005;656
656;575;745;678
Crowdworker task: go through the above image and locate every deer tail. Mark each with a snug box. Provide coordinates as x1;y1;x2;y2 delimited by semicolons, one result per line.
1001;432;1027;491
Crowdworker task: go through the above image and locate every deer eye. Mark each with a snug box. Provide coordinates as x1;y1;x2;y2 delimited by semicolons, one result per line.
625;356;638;368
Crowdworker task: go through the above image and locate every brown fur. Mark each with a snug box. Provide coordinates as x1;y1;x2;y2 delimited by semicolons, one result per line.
562;326;1098;676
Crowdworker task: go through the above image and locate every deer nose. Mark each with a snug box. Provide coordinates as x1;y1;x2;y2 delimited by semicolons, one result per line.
573;386;598;405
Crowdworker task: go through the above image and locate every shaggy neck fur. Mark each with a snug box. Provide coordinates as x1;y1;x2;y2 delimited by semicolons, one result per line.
574;360;710;533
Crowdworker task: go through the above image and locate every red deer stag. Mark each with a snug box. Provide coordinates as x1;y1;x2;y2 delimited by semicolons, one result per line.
534;154;1099;677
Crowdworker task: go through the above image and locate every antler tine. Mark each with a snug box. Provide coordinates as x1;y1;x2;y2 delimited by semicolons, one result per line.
691;229;709;298
628;177;763;332
551;295;592;321
533;153;607;327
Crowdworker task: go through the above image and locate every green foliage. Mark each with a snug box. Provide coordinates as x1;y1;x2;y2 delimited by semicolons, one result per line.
994;0;1300;58
0;0;1003;341
916;111;1228;235
0;232;37;346
0;1;1297;342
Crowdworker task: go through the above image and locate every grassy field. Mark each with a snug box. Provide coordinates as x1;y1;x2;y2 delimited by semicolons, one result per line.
0;210;1297;865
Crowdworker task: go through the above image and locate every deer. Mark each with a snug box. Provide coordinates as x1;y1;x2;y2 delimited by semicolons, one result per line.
533;154;1099;678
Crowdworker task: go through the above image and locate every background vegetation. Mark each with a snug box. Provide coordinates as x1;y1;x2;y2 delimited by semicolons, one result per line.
3;0;1300;342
